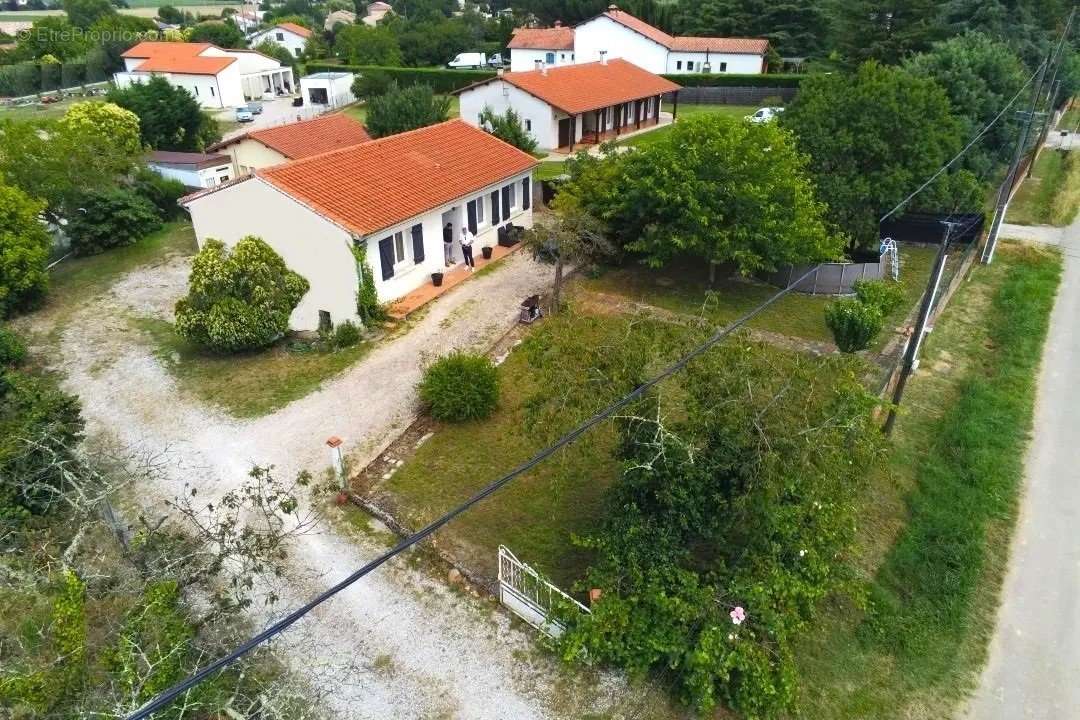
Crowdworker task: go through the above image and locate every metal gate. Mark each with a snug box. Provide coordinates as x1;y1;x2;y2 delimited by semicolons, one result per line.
497;545;589;638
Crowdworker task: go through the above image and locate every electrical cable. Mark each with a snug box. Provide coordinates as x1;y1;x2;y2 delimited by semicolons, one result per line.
879;60;1048;225
125;264;825;720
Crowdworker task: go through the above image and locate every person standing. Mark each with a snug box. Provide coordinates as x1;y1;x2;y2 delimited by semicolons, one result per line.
460;225;475;271
443;222;455;266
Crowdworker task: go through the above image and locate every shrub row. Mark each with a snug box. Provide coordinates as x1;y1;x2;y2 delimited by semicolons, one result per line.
304;63;495;93
0;61;110;98
662;72;804;88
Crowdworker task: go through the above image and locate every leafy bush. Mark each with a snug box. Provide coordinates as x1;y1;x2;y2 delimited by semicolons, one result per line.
66;188;162;256
853;278;906;316
365;83;452;138
133;168;188;220
333;320;361;348
352;249;387;325
351;70;395;101
478;106;539;153
306;63;494;93
825;297;884;352
0;326;26;367
0;181;51;318
175;237;310;354
418;352;499;422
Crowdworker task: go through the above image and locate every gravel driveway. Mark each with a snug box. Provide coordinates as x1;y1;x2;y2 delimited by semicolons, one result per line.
38;249;657;719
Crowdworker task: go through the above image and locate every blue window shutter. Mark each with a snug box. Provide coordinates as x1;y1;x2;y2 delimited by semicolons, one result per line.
378;237;394;280
522;177;531;211
490;190;500;224
411;224;424;263
501;185;511;221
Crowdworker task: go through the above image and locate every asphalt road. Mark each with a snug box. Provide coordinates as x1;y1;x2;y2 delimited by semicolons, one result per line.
965;219;1080;719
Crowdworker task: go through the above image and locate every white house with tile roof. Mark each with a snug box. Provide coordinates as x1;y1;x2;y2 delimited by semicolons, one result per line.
508;5;768;77
181;120;537;330
249;22;313;58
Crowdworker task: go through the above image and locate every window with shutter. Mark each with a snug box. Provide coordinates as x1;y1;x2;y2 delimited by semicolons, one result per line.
501;186;511;221
522;177;531;211
411;224;424;263
491;190;500;225
467;200;478;234
378;237;395;280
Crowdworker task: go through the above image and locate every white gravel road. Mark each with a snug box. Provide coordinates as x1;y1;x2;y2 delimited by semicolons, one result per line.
41;249;652;719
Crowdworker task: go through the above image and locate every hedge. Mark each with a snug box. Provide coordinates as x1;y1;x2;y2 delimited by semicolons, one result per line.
304;63;495;93
0;61;110;98
661;72;804;88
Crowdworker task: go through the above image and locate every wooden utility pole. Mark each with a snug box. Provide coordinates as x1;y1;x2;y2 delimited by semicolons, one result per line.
883;221;958;436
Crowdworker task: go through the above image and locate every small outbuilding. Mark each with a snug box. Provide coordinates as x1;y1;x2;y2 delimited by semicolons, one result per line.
147;150;233;189
300;72;357;110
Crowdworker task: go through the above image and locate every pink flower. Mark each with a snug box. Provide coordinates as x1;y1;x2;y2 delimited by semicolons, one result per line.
730;606;747;625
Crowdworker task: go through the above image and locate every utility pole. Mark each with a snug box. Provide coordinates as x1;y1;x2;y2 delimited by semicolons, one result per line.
883;221;958;436
981;56;1050;264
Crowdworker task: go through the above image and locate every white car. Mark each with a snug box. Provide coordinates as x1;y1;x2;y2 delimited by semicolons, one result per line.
235;108;254;122
746;107;785;124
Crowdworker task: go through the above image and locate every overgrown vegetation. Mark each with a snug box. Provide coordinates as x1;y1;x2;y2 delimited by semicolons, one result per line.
418;352;499;422
0;180;51;318
66;187;163;257
364;83;452;139
478;105;539;153
1006;149;1080;226
175;237;310;354
825;297;884;353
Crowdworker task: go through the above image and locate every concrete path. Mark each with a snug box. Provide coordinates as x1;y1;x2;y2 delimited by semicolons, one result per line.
965;217;1080;719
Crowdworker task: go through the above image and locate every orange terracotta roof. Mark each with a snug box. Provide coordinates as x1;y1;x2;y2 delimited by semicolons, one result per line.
583;8;769;56
231;113;372;159
254;120;537;236
490;59;680;115
275;21;313;38
507;26;575;50
121;41;236;75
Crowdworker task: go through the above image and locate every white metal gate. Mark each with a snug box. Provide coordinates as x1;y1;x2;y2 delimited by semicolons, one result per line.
497;545;589;638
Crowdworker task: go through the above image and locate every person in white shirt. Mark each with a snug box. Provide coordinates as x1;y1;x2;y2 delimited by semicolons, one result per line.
460;226;475;271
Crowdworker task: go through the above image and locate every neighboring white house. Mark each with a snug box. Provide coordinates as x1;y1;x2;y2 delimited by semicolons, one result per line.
362;1;393;26
114;42;295;109
249;22;313;58
207;111;371;177
147;150;233;189
508;5;769;76
182;120;537;331
300;71;356;110
507;22;575;72
458;58;681;151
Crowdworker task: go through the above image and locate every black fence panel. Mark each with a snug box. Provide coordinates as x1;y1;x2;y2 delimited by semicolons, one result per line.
880;212;984;245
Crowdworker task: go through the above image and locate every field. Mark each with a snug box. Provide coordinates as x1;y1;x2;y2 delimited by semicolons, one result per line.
618;103;760;148
0;96;102;122
0;3;239;19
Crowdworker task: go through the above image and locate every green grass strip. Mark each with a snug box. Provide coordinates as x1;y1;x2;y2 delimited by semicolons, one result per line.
866;249;1062;683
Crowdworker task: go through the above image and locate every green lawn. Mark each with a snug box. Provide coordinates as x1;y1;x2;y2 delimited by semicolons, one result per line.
132;317;373;418
794;244;1062;719
1006;148;1080;226
618;103;759;149
534;161;568;182
0;96;103;123
577;245;937;349
342;95;460;126
1058;104;1080;132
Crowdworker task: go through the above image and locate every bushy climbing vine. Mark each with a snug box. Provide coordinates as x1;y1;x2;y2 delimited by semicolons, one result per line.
557;340;883;718
352;245;387;326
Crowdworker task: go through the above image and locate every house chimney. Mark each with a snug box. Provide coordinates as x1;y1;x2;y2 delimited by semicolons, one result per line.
554;20;562;27
600;50;608;65
497;67;504;77
541;61;548;75
608;3;619;10
534;59;542;72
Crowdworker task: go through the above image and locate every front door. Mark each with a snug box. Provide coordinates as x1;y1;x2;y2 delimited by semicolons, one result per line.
558;118;572;148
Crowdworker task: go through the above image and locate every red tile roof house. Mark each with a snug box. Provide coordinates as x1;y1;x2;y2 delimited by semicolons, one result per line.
509;4;769;76
115;42;295;109
207;112;372;176
181;120;538;331
457;58;681;152
249;22;313;59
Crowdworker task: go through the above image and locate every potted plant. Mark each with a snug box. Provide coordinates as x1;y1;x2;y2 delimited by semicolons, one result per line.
431;271;444;287
481;245;493;260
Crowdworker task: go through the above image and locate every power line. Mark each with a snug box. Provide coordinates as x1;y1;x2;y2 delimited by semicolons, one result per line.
879;59;1048;225
125;265;824;720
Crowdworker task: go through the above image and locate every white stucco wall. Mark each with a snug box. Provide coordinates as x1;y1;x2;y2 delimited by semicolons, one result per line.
216;137;290;176
250;27;308;58
458;81;559;150
362;171;535;302
573;16;669;74
185;178;360;331
148;162;232;188
301;74;356;109
509;47;575;73
666;51;764;74
113;71;229;108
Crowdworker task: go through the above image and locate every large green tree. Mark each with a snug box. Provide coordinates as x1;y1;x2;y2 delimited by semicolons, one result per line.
62;0;115;29
188;20;247;48
830;0;945;65
781;62;978;248
676;0;829;57
66;188;162;257
365;83;451;138
559;342;882;717
0;181;51;318
108;76;221;151
334;24;403;65
175;237;310;354
905;32;1027;171
559;115;841;274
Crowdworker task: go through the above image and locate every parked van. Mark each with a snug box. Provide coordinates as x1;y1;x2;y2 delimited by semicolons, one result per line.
448;52;493;69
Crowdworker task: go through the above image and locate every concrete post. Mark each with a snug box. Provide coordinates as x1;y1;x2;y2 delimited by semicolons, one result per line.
326;436;344;487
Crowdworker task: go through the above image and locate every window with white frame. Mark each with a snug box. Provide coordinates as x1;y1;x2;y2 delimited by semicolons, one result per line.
720;61;728;72
525;118;532;131
545;51;555;64
676;60;682;70
392;231;408;267
687;60;695;71
276;31;284;40
508;182;517;210
476;194;485;225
